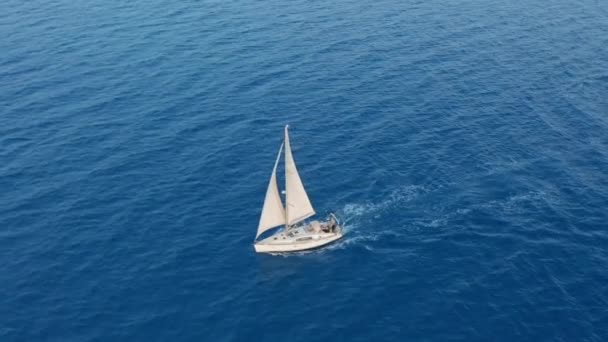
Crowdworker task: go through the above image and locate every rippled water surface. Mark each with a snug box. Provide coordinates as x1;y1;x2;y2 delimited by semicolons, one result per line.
2;0;608;340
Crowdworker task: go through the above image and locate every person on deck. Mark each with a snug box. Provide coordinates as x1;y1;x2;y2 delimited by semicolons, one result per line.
328;216;337;233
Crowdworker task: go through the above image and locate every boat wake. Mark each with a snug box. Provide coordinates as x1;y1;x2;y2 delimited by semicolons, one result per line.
337;184;432;241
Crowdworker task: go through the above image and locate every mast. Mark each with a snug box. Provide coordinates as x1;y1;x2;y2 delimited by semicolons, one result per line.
284;127;289;232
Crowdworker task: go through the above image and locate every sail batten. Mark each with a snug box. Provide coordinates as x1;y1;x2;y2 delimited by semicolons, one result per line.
284;125;316;226
256;143;286;239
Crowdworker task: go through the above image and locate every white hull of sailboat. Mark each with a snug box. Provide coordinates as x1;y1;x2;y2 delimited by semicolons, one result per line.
254;232;343;253
254;223;343;253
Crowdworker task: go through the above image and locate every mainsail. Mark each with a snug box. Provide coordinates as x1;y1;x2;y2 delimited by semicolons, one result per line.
284;125;315;225
256;143;286;238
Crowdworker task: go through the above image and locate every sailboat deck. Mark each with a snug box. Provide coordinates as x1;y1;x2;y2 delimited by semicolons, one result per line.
254;223;343;253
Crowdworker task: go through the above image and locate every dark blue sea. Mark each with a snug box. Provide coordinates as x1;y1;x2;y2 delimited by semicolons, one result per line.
2;0;608;340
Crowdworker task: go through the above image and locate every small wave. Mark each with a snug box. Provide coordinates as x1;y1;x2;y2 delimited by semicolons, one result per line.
340;184;429;219
416;218;448;228
478;190;548;215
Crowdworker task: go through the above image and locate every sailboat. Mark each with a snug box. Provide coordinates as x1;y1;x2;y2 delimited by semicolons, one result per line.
254;125;343;253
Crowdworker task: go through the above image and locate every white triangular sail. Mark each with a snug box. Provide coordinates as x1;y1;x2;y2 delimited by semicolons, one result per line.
256;143;286;239
284;125;315;225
